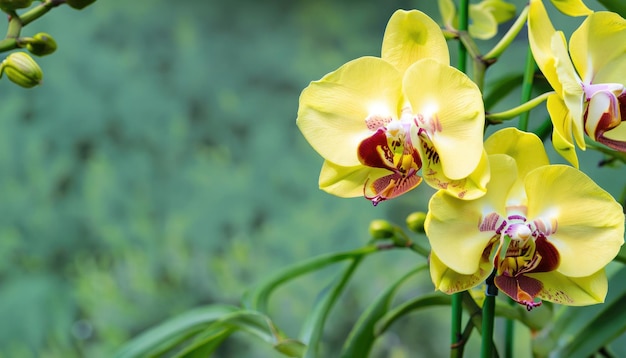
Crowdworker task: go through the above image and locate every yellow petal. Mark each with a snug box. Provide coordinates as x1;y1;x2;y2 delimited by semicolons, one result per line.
420;137;490;200
484;127;550;177
601;121;626;143
525;165;625;278
468;5;498;40
438;0;456;30
547;93;580;167
528;0;562;94
429;251;492;294
319;160;379;198
425;154;517;275
381;10;449;73
551;32;585;149
403;59;484;180
550;0;592;17
570;11;626;83
297;57;403;167
528;269;608;306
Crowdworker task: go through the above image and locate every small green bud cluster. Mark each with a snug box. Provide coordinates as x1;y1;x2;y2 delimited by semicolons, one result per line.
25;32;57;56
0;0;33;11
0;51;42;88
65;0;97;10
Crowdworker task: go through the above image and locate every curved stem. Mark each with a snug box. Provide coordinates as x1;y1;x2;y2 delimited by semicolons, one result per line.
486;91;554;122
519;45;537;131
483;5;529;61
20;0;64;26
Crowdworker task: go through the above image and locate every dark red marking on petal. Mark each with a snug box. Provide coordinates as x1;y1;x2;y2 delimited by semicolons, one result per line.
530;236;560;273
357;129;395;170
364;172;422;206
495;274;543;311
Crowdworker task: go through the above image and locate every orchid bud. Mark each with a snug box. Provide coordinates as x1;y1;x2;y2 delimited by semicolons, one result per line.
406;212;427;234
369;220;395;239
26;33;57;56
0;0;33;11
65;0;96;10
1;52;42;88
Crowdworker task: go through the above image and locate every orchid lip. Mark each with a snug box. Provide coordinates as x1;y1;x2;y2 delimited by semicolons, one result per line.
478;207;560;309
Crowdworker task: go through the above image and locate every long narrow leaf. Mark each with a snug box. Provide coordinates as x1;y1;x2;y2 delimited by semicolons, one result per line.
340;264;429;358
300;257;364;358
243;245;379;312
374;292;452;335
115;304;240;358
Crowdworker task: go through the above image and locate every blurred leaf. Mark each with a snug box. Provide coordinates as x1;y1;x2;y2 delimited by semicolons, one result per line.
374;292;452;335
533;266;626;357
243;245;378;312
340;264;428;358
597;0;626;17
115;304;240;358
175;326;235;358
484;72;524;110
615;244;626;265
300;257;364;358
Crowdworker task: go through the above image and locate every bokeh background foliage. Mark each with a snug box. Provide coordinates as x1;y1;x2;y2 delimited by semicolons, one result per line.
0;0;624;357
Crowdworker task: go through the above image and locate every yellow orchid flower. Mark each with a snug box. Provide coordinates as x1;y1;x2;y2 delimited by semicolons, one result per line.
439;0;516;40
426;128;624;309
528;0;626;166
297;10;489;205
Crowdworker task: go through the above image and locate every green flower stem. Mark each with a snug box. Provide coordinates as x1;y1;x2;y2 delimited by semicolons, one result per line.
481;271;498;358
457;0;469;73
20;0;64;26
504;298;515;358
486;91;554;122
483;5;529;61
452;1;470;356
519;45;537;131
5;11;21;38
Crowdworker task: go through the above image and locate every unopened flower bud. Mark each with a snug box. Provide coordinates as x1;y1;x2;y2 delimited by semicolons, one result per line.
1;52;42;88
65;0;96;10
26;33;57;56
406;212;427;234
369;219;395;239
0;0;32;11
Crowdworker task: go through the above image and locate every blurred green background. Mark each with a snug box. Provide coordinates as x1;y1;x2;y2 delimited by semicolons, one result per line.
0;0;624;357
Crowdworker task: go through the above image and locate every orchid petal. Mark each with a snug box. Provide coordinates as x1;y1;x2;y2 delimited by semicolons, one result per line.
528;269;608;305
528;0;562;94
570;11;626;83
438;0;456;30
599;123;626;150
381;10;449;73
525;165;625;277
297;57;404;167
484;128;549;205
426;154;516;275
547;93;580;167
319;161;389;198
550;0;592;17
468;5;498;40
403;59;484;180
420;135;490;200
430;250;492;294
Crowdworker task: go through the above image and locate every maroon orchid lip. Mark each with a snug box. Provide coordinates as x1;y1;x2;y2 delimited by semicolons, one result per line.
479;211;560;310
582;83;626;151
357;121;423;206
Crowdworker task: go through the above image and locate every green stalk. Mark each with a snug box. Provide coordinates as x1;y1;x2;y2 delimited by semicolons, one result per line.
452;1;470;356
486;91;554;122
481;271;498;358
519;45;537;131
504;298;515;358
483;5;529;61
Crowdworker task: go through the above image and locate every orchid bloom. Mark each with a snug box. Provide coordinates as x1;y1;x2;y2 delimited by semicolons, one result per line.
529;0;626;166
425;128;624;309
548;0;592;17
297;10;488;206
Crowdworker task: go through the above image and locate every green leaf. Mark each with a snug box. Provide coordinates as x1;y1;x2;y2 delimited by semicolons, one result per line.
114;304;240;358
174;326;236;358
300;257;364;358
597;0;626;17
243;245;378;313
374;292;452;335
615;244;626;265
484;73;524;110
533;266;626;357
340;264;428;358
